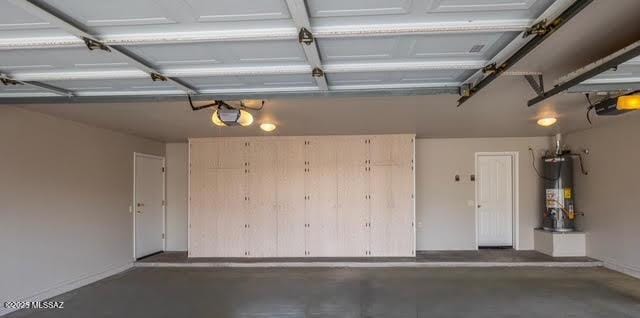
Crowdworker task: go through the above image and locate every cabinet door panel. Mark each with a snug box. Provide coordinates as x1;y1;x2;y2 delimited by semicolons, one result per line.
276;138;306;257
370;165;414;256
247;139;278;257
336;136;370;256
219;138;247;169
191;141;219;170
369;165;393;256
189;142;220;257
188;164;207;257
305;137;338;257
369;135;394;166
370;135;414;166
216;168;247;257
388;165;414;256
392;135;414;166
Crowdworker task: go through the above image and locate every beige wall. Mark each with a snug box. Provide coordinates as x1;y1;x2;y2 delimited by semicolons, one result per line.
565;112;640;278
416;137;551;250
0;107;163;310
165;143;188;251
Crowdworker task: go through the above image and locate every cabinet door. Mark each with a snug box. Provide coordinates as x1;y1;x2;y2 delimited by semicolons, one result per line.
369;165;414;256
215;168;248;257
191;141;219;170
336;136;370;256
219;138;248;169
305;137;338;256
276;138;306;257
247;139;278;257
369;165;393;256
388;164;414;256
188;164;207;257
370;135;414;166
189;142;219;257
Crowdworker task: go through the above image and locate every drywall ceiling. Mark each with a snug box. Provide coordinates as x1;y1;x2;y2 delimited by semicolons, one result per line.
8;0;640;141
19;84;640;142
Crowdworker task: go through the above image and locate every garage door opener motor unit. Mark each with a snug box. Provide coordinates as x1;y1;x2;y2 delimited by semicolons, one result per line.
540;134;587;232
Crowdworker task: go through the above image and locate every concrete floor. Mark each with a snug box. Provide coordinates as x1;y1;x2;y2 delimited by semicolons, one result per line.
6;267;640;318
137;250;599;264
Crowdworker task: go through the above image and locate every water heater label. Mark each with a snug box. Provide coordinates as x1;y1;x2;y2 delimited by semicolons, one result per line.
546;189;564;208
564;188;572;199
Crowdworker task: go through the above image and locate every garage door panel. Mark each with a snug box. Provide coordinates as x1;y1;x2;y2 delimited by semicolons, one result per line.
0;1;53;31
44;0;181;27
129;41;306;68
2;48;132;73
41;78;179;94
310;0;553;26
329;71;462;88
184;0;290;22
307;0;412;18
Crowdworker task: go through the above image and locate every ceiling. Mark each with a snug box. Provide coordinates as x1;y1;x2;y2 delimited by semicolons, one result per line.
4;0;640;141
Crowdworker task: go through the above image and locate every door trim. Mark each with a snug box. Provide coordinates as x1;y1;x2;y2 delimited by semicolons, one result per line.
133;152;166;260
474;152;519;250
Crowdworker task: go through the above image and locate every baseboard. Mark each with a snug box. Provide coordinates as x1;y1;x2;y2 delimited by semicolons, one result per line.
602;258;640;280
135;261;602;268
0;262;133;317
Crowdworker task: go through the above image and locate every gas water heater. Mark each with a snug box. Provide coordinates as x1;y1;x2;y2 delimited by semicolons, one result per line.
541;134;577;232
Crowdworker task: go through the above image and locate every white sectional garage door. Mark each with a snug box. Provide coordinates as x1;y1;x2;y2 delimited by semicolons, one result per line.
0;0;561;101
188;134;415;257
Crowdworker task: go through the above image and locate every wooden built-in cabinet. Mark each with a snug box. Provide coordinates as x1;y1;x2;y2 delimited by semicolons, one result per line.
188;134;415;257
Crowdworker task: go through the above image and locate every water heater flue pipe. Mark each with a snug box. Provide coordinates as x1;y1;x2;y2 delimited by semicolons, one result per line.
554;133;563;155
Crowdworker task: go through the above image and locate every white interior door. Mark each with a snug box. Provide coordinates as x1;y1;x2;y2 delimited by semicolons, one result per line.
134;154;165;259
477;155;513;247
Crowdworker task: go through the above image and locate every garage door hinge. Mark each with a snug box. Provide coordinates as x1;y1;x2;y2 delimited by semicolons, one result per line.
151;72;167;82
523;19;550;38
298;27;314;45
482;62;499;75
1;75;22;86
83;37;111;52
312;67;324;78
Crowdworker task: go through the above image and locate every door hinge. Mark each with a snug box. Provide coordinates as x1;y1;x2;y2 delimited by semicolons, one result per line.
161;233;165;239
162;167;165;173
162;200;166;206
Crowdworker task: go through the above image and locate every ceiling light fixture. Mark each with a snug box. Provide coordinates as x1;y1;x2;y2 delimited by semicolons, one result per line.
537;117;557;127
617;94;640;110
260;123;277;132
